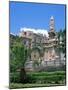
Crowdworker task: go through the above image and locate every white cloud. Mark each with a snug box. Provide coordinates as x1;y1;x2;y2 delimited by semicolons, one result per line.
20;27;49;37
10;32;16;36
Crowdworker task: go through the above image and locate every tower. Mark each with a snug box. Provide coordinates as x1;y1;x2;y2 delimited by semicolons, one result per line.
50;16;55;32
44;16;59;61
49;16;56;39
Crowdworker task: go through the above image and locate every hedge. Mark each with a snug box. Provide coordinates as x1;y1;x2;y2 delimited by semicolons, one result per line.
27;71;65;76
10;71;66;84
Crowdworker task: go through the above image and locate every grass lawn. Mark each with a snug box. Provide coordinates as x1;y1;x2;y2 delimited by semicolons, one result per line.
9;83;65;89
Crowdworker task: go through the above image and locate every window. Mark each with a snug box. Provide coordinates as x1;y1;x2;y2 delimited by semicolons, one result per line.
24;32;27;35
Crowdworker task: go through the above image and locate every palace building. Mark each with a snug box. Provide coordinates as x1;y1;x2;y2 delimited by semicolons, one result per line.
19;16;59;61
19;16;65;71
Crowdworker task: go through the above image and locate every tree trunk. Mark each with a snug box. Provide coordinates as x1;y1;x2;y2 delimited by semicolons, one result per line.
20;67;26;83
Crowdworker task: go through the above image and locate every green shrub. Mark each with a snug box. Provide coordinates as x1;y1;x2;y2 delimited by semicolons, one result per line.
27;71;65;84
10;72;20;83
10;71;65;84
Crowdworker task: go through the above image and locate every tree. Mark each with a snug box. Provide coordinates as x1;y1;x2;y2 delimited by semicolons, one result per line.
57;29;66;61
10;36;28;83
58;29;66;53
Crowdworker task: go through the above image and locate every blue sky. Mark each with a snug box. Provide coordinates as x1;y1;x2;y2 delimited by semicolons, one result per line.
9;1;66;35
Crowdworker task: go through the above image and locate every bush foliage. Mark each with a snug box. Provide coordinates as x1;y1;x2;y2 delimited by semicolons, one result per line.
10;71;66;84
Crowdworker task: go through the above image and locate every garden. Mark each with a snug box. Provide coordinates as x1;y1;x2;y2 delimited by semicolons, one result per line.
10;71;66;89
